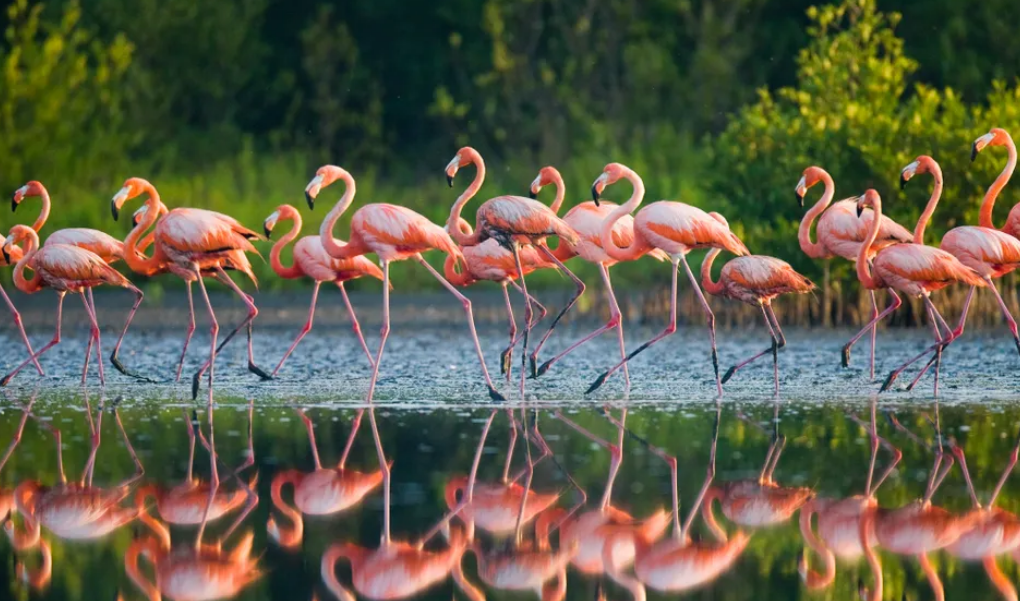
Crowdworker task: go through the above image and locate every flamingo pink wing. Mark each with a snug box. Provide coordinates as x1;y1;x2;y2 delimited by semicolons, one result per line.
156;209;258;255
34;245;131;288
45;228;124;262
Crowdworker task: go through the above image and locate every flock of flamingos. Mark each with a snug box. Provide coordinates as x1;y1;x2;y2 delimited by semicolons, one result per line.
2;395;1019;601
2;127;1019;399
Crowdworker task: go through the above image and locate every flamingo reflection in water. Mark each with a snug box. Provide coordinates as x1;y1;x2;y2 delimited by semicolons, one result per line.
136;402;258;549
702;402;814;540
451;409;578;601
320;408;471;601
600;402;749;601
125;399;261;601
858;405;981;601
268;408;386;549
798;398;902;594
946;432;1020;601
534;408;670;578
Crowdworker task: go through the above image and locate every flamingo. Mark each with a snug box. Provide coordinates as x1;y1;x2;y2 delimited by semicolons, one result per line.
1;225;145;386
12;180;161;382
897;154;1020;390
5;397;143;551
266;409;385;549
701;405;814;537
263;204;382;376
445;147;582;396
319;408;472;601
528;166;670;381
444;216;551;379
586;163;749;396
534;409;671;577
847;190;983;395
701;217;815;394
972;127;1020;238
125;531;261;601
110;178;270;400
795;166;912;378
798;400;902;593
601;402;749;601
310;164;506;402
136;406;258;549
946;437;1020;601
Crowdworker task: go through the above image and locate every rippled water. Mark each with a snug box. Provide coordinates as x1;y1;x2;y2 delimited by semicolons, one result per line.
2;392;1020;601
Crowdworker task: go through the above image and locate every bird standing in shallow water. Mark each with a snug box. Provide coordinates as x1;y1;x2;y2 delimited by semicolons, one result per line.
311;164;505;402
263;204;382;376
700;214;814;395
586;163;749;396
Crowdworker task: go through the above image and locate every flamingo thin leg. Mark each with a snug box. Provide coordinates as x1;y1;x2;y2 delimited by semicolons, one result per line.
721;304;779;390
906;284;980;390
368;408;391;544
528;245;586;376
297;408;324;470
680;254;724;397
338;283;374;367
587;258;680;394
534;264;625;381
0;282;43;374
502;282;547;376
272;282;321;377
194;272;218;405
881;296;953;394
2;292;65;386
338;409;364;470
511;243;532;399
500;282;518;380
416;255;504;402
842;289;902;368
109;284;153;382
79;291;104;386
869;289;878;381
175;281;197;382
365;261;390;404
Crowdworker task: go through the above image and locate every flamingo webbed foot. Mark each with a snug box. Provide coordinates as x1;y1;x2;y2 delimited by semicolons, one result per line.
248;361;273;381
528;354;538;378
500;347;513;376
721;366;738;384
487;385;506;403
191;371;202;400
841;344;852;368
1;373;13;386
879;370;899;393
586;372;609;394
530;359;553;379
110;351;159;384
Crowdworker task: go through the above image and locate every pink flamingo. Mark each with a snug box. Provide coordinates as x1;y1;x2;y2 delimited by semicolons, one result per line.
266;409;385;549
701;215;815;394
126;531;261;601
445;147;582;396
111;178;270;400
310;165;505;402
1;225;144;386
897;154;1020;390
846;190;983;395
528;166;669;381
444;216;551;379
263;204;382;376
12;179;157;382
795;166;912;378
972;127;1020;237
947;437;1020;601
587;163;749;395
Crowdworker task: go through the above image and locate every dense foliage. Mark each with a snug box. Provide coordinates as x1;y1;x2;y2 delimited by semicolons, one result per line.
2;0;1019;296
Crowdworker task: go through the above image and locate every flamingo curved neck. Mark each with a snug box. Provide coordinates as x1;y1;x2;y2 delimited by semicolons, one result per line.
700;250;726;296
549;172;566;215
125;539;162;601
446;153;485;247
321;543;366;601
859;511;882;601
135;487;171;549
798;171;835;258
123;185;165;275
443;254;473;287
797;501;836;589
913;164;944;245
270;212;304;280
268;471;304;548
601;167;648;263
12;230;43;295
856;199;882;290
319;172;362;260
980;135;1017;230
31;186;51;233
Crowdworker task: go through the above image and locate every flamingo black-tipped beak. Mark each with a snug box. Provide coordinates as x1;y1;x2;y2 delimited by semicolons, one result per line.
111;201;120;221
264;225;273;239
591;183;601;205
1;246;9;265
528;190;537;199
305;191;315;210
446;174;455;188
11;198;17;212
971;142;979;162
856;204;865;218
899;173;909;190
795;191;804;207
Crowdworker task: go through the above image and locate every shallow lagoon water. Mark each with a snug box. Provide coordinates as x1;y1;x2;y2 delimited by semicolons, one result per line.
3;294;1020;600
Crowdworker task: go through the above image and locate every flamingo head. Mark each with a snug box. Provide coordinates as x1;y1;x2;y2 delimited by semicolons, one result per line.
305;165;347;209
445;146;481;188
529;166;560;199
855;189;881;218
972;127;1012;161
263;205;294;239
592;163;627;206
899;155;937;189
2;225;34;264
111;178;153;221
11;181;44;212
795;166;827;206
